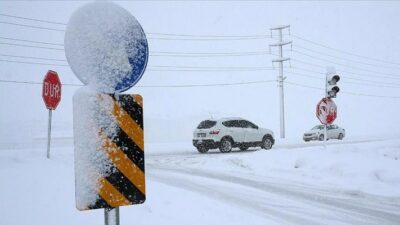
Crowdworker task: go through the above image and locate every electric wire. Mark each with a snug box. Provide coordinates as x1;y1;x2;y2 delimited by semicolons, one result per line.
0;78;276;88
290;66;400;87
0;21;65;32
292;34;400;66
293;44;400;70
2;13;400;96
290;49;400;79
0;36;64;46
285;81;400;99
0;13;67;25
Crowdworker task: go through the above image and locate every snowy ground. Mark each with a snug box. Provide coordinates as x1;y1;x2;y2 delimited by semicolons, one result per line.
1;138;400;225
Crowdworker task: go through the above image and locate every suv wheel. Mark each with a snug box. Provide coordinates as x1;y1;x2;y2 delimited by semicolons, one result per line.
219;138;233;153
196;146;209;153
338;133;344;140
262;136;273;150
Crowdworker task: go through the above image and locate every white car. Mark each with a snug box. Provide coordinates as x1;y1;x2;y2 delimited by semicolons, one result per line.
192;117;275;153
303;124;345;142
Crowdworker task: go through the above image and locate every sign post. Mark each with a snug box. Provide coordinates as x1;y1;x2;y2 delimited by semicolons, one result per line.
42;70;61;159
65;3;149;225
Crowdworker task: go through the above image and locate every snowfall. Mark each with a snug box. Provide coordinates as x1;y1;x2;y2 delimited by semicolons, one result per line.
2;1;400;225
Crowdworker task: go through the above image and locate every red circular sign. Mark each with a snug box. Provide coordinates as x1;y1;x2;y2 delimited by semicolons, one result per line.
316;97;337;125
42;70;62;110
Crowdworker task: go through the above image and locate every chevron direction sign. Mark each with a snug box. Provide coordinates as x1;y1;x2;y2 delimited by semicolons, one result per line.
73;93;145;210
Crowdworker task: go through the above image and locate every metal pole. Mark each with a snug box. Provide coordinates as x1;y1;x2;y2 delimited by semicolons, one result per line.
324;124;327;147
105;207;120;225
324;72;328;147
46;109;52;159
278;29;285;139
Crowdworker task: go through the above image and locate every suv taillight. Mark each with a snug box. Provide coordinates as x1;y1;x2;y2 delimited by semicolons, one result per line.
209;130;220;135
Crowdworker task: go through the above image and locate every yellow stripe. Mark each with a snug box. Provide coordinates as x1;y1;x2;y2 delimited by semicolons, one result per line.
98;178;130;207
102;137;146;195
133;95;143;108
111;99;144;150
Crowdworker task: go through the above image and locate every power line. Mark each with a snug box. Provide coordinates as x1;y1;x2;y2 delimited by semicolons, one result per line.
290;66;400;87
147;36;270;41
0;36;64;46
0;59;276;71
0;54;66;62
0;39;270;56
148;32;270;39
0;20;270;41
2;53;400;88
286;81;400;99
149;65;274;70
151;50;270;57
0;78;276;88
0;13;67;25
0;59;68;67
294;44;400;70
286;70;400;89
0;14;275;41
290;49;400;79
0;21;65;32
137;80;276;88
292;34;400;66
0;42;64;51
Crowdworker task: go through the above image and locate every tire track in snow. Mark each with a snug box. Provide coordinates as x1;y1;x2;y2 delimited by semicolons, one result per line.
148;164;400;225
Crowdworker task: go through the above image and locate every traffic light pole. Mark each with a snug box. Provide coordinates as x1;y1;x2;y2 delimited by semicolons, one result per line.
270;25;291;139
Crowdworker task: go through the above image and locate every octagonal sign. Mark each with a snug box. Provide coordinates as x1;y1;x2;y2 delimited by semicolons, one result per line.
42;70;62;110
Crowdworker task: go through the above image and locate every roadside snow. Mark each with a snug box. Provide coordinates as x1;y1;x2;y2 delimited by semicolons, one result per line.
0;138;399;225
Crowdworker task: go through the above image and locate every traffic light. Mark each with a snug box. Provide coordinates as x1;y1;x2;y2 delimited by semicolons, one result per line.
326;73;340;98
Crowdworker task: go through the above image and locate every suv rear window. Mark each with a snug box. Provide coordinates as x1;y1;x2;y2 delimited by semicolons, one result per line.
197;120;217;129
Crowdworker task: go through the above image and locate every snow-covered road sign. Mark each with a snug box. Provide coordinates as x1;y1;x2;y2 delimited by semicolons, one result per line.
64;2;148;93
74;92;145;210
316;97;337;125
42;70;61;110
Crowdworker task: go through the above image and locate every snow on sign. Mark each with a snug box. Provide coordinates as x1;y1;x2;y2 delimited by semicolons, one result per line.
64;1;148;93
65;2;148;212
316;97;337;125
73;90;145;210
42;70;61;110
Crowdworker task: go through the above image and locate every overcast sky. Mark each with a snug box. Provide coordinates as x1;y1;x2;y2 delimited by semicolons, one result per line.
1;1;400;144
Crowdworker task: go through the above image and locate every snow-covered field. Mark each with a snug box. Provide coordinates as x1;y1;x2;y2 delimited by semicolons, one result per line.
1;138;399;225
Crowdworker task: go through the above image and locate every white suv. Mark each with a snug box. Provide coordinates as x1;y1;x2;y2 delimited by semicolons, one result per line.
192;117;275;153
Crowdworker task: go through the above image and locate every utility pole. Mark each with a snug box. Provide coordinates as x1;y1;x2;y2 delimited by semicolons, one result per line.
270;25;292;139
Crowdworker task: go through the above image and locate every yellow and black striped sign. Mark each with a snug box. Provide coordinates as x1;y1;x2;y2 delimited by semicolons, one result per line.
78;94;145;210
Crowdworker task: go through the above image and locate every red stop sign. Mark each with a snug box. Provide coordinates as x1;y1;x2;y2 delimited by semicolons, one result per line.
42;70;62;110
316;97;337;125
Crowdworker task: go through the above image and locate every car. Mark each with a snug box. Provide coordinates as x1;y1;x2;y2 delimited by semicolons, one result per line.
303;124;345;142
192;117;275;153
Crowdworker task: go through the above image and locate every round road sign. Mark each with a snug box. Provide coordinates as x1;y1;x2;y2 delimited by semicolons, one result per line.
316;97;337;125
64;2;148;93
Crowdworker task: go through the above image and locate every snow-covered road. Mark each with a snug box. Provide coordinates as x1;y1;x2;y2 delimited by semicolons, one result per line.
146;138;400;225
149;160;400;225
1;138;399;225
